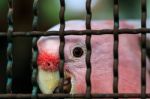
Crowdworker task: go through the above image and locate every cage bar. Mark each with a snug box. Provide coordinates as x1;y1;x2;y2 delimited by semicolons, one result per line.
85;0;92;99
31;0;39;98
58;0;65;93
1;28;150;37
1;93;150;98
6;0;14;93
113;0;119;98
141;0;147;99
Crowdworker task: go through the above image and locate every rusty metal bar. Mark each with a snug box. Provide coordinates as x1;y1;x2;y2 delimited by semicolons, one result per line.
85;0;92;99
6;0;14;93
113;0;119;98
141;0;147;99
58;0;65;94
31;0;39;98
1;28;150;37
1;93;150;98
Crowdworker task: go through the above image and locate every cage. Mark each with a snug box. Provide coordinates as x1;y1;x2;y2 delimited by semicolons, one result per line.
0;0;149;98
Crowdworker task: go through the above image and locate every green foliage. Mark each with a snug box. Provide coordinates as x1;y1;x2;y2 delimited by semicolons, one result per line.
40;0;59;25
0;0;6;10
1;0;150;27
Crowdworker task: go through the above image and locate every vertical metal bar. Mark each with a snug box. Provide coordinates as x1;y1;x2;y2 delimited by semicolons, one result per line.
31;0;39;98
59;0;65;94
85;0;92;99
113;0;119;99
6;0;13;93
141;0;147;99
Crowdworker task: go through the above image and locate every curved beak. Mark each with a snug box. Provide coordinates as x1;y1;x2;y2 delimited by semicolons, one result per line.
38;68;71;94
38;69;60;94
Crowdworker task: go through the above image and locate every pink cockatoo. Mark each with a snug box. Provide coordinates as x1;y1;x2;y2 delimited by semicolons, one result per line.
37;20;150;94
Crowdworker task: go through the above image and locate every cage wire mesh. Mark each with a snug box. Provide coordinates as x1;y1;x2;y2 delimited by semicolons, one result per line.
0;0;149;98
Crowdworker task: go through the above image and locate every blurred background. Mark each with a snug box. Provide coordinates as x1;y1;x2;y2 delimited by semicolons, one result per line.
0;0;150;93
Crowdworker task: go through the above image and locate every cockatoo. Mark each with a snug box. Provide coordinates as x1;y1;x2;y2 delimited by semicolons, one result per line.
37;20;150;94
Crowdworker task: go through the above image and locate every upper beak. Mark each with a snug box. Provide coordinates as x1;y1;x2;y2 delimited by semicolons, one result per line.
38;69;60;94
38;67;71;94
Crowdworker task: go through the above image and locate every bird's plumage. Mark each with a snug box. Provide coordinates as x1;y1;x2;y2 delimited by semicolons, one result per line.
37;20;150;94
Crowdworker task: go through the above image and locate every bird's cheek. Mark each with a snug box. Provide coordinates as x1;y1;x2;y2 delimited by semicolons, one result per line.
69;69;86;94
70;76;86;94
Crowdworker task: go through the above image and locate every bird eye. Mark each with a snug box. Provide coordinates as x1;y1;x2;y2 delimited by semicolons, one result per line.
72;47;84;58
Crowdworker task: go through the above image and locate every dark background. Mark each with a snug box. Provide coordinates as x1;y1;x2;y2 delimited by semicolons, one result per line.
0;0;149;93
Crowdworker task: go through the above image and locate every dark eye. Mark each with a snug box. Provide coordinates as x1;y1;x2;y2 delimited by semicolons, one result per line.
73;47;84;58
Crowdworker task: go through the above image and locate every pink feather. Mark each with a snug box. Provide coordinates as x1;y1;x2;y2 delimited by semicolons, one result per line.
37;20;150;94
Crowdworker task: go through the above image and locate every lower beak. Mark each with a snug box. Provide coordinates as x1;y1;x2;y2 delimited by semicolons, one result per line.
53;77;71;93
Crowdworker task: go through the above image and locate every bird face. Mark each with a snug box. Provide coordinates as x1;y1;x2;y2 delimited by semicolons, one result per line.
37;35;87;93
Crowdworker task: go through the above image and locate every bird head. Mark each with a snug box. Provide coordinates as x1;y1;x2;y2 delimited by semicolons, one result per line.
37;20;150;94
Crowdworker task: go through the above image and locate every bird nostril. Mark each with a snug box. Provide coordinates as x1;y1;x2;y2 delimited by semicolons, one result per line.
53;78;71;93
47;63;50;66
47;62;53;67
